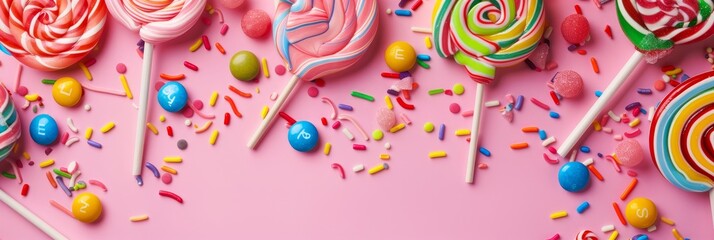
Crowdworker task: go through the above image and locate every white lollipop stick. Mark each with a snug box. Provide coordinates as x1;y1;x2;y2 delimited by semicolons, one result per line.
0;189;67;239
465;83;484;183
247;76;300;149
710;190;714;228
557;52;644;157
132;43;154;185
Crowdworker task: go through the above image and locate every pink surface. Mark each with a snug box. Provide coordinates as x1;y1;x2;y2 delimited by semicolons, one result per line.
0;1;713;239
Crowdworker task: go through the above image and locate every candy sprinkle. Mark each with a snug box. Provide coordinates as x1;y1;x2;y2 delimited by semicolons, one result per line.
351;91;375;102
510;142;529;149
209;130;219;145
100;122;115;133
612;202;627;225
549;211;568;219
130;215;149;222
619;178;638;200
428;151;447;159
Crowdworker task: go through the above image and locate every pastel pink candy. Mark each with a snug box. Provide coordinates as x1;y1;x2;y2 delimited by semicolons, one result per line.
376;107;396;130
561;14;590;45
242;9;271;38
106;0;207;44
553;70;584;98
615;139;644;167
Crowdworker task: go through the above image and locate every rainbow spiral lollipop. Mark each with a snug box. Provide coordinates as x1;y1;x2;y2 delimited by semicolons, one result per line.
649;70;714;227
558;0;714;157
432;0;545;183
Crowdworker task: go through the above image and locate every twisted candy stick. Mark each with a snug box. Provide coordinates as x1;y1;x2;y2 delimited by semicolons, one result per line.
558;0;714;157
0;0;107;71
247;0;378;149
107;0;206;185
432;0;545;183
649;70;714;227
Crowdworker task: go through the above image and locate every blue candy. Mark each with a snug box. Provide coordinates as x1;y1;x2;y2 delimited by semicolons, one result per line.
29;114;59;146
157;82;188;112
558;162;590;192
288;121;319;152
576;201;590;214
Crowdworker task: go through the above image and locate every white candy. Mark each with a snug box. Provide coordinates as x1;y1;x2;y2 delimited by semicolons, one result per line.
352;164;365;173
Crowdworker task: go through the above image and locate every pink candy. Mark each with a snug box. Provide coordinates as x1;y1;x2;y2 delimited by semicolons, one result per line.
553;70;584;98
376;107;397;130
449;103;461;114
561;14;590;45
242;9;271;38
615;139;644;167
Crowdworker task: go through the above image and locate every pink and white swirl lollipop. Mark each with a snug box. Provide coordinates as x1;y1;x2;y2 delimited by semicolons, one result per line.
0;0;107;71
558;0;714;157
247;0;379;149
106;0;206;185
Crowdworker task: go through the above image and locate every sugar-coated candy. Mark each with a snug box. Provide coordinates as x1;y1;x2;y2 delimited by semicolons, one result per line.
615;139;644;167
553;70;584;98
52;77;83;107
157;82;188;113
241;9;271;38
72;192;103;223
558;161;590;192
288;121;319;152
30;114;59;146
376;107;397;130
561;14;590;45
230;51;260;81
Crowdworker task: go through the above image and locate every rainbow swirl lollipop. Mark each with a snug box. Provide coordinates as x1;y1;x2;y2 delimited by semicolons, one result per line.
650;71;714;227
247;0;379;149
558;0;714;157
432;0;545;183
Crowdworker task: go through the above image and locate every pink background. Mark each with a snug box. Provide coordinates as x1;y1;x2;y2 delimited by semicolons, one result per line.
1;0;713;239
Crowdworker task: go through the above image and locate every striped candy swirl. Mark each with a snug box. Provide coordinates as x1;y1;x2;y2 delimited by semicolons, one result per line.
617;0;714;60
432;0;545;84
0;0;107;71
650;71;714;192
0;83;21;162
273;0;378;81
106;0;206;44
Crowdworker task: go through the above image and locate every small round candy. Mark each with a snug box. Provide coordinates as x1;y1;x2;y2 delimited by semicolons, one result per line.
72;192;102;223
376;107;397;130
230;51;260;81
161;173;173;184
553;70;584;98
116;63;127;74
558;161;590;192
29;114;59;146
424;122;435;132
52;77;83;107
220;0;245;8
449;103;461;114
288;121;319;152
241;9;271;38
157;82;188;112
561;14;590;45
384;41;416;72
453;83;465;95
615;139;644;167
372;129;384;141
307;87;319;98
625;197;658;229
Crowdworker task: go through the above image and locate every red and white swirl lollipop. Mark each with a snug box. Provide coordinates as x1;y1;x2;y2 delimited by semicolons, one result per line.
558;0;714;157
106;0;206;185
0;0;107;71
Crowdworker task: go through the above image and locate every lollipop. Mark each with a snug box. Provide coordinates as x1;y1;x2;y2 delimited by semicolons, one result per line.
557;0;714;157
432;0;546;183
106;0;206;185
0;84;66;239
0;0;107;71
246;0;379;149
649;70;714;227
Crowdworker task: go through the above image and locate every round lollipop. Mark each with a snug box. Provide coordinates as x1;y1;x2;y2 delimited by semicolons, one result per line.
106;0;206;185
0;84;66;239
246;0;379;149
0;0;108;71
558;0;714;157
432;0;546;183
649;70;714;228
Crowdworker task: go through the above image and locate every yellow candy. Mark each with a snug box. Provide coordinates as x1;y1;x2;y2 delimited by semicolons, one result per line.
625;197;658;229
72;192;103;223
52;77;83;107
384;41;416;72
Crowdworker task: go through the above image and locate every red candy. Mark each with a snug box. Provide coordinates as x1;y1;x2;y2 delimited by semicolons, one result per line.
449;103;461;114
307;87;319;97
275;65;286;75
241;9;271;38
116;63;127;74
561;14;590;45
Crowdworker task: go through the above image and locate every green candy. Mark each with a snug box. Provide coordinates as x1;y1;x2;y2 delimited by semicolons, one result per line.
229;51;260;81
